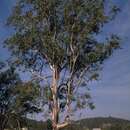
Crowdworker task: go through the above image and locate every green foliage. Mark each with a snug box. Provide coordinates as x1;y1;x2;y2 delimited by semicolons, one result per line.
5;0;120;71
47;119;53;130
13;81;41;114
0;64;41;129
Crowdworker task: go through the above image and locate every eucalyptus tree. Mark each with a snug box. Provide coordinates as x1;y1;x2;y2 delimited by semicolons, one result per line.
5;0;120;130
0;63;40;130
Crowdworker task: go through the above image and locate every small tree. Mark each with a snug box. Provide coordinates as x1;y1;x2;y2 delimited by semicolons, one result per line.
0;63;40;130
5;0;120;130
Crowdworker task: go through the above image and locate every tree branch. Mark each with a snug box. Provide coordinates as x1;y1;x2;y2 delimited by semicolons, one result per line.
74;65;90;94
56;121;69;129
30;69;51;85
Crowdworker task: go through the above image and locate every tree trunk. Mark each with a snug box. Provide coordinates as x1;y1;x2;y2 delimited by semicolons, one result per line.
0;115;8;130
51;66;59;130
50;66;69;130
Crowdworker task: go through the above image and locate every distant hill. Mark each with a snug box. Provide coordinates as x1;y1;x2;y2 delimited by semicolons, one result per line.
70;117;130;129
9;116;130;130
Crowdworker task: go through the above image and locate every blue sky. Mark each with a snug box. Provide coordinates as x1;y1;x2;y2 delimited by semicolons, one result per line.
0;0;130;120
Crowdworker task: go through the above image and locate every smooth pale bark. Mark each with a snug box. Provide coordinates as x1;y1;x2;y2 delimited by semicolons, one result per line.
51;66;69;130
51;66;59;130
